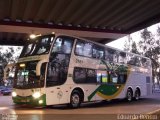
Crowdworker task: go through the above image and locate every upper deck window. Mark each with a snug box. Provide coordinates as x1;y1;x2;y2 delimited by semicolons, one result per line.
36;37;51;54
105;48;116;62
92;45;104;59
52;36;74;54
75;40;92;57
20;35;54;57
118;52;127;64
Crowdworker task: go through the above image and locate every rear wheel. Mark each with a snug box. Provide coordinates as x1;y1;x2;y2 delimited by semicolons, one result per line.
70;90;81;108
135;89;140;100
126;89;133;102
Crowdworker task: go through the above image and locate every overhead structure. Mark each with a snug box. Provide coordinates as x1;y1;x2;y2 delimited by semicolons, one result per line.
0;0;160;45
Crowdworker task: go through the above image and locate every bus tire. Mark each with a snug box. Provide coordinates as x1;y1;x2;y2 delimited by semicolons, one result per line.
126;88;133;102
135;88;140;101
70;90;81;108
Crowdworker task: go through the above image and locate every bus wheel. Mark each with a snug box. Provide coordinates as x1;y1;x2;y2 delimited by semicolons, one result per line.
126;89;133;102
70;90;81;108
135;89;140;100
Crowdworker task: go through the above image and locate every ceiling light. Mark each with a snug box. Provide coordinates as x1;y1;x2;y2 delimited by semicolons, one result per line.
58;23;63;26
48;22;53;25
29;34;36;39
3;18;10;21
16;19;22;22
86;25;90;28
68;24;72;26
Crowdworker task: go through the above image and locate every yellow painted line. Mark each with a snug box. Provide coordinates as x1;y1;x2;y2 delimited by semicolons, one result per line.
147;108;160;114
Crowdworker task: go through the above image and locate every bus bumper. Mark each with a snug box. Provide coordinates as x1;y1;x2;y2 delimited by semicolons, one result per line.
12;94;46;106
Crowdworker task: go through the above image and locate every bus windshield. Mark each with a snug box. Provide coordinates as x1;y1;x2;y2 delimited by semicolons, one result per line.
20;35;54;57
14;61;45;89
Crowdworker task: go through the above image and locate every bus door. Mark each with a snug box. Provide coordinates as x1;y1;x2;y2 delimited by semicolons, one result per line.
45;36;74;105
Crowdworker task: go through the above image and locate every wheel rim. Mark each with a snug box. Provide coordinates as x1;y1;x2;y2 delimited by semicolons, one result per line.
135;91;139;100
71;94;80;107
127;91;132;101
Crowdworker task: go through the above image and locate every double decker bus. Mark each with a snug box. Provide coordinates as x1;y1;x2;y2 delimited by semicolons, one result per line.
12;34;152;108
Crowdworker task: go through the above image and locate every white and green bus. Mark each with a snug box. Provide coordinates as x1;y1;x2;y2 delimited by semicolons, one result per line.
12;34;152;108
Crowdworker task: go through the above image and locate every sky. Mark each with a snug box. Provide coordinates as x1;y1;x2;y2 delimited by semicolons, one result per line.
107;23;160;50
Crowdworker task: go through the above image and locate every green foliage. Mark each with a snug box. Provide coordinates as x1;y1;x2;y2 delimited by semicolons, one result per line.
0;46;22;67
131;41;139;54
140;28;160;83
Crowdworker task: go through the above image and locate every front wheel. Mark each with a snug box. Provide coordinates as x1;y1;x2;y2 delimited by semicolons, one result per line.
70;91;81;108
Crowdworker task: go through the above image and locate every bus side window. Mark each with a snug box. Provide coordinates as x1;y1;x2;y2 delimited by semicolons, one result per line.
146;59;151;68
119;52;127;64
52;36;73;54
73;67;86;83
127;54;141;66
127;54;135;65
96;70;108;83
141;58;151;68
118;73;127;84
75;40;92;57
75;41;84;56
109;71;118;84
86;69;96;83
105;48;116;62
92;45;104;59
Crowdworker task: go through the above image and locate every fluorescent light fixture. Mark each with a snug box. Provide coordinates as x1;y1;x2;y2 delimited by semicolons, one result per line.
19;63;26;67
36;34;41;37
29;34;36;39
20;63;25;67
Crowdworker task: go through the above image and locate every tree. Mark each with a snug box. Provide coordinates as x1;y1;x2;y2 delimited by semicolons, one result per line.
124;35;133;52
0;47;21;66
0;46;22;85
131;41;139;54
155;26;160;86
139;28;160;85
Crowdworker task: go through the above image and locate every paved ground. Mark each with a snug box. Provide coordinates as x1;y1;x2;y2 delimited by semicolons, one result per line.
0;93;160;120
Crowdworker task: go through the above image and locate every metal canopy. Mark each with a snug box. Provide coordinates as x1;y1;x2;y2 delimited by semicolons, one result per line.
0;0;160;45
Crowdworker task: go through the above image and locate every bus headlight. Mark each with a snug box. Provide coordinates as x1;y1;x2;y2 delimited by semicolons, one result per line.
39;100;43;104
12;92;17;97
32;92;41;99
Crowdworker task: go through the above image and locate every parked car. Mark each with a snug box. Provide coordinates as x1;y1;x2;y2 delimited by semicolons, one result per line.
0;86;6;94
154;87;160;93
1;86;12;95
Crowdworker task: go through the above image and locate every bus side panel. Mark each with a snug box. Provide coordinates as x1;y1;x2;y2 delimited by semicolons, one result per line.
120;72;151;98
101;71;150;100
80;84;97;102
45;87;60;105
58;85;71;104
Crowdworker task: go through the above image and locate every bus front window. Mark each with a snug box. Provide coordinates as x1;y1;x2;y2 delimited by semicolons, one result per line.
20;36;54;57
14;61;45;89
